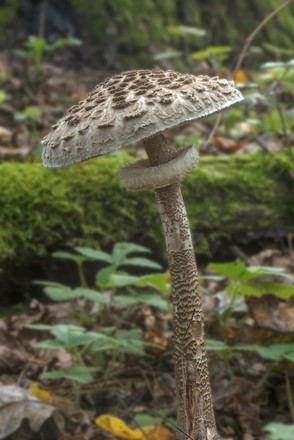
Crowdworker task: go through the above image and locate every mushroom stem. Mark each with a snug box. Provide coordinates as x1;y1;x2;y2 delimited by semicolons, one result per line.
143;134;218;440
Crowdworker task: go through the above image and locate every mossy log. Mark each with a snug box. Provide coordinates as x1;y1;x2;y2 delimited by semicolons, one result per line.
0;152;293;267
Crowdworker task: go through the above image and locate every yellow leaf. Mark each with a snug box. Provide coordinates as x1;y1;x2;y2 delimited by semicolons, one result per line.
234;69;248;83
29;382;52;403
95;415;173;440
96;415;142;440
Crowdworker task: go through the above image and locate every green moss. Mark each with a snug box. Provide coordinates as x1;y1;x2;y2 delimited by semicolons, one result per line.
1;152;293;266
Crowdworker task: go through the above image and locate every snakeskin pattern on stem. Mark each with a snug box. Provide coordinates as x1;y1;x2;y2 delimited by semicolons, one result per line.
144;134;219;440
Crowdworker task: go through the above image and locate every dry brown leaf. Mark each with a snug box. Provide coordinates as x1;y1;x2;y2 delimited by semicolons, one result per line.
0;346;26;373
145;329;168;356
211;136;245;153
246;295;294;333
0;384;66;439
213;376;262;439
0;145;32;159
0;127;12;145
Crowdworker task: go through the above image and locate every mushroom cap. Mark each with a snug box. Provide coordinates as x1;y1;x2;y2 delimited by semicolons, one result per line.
42;69;243;168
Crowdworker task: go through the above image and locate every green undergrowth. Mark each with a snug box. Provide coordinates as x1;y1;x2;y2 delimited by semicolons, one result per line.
0;152;293;266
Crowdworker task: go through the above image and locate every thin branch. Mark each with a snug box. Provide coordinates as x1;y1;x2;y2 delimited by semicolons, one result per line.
233;0;294;78
204;0;294;149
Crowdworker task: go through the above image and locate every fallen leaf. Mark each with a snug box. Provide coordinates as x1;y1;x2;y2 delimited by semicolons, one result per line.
0;346;26;373
234;69;248;83
0;126;12;145
0;384;65;439
246;295;294;333
95;414;173;440
211;136;245;153
145;329;168;356
29;382;52;403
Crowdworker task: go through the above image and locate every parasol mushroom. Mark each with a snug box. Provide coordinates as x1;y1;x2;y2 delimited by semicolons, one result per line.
42;69;243;440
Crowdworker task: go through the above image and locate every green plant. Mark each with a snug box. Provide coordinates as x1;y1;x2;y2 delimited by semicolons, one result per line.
264;422;294;440
53;242;161;288
207;259;294;326
207;339;294;417
14;35;82;75
27;323;148;402
40;243;170;314
77;242;162;289
0;90;6;105
191;45;232;68
238;59;294;145
14;106;43;136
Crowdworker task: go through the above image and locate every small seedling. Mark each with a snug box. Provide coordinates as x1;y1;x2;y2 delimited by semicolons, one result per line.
14;35;82;76
207;259;294;326
264;422;294;440
27;323;149;402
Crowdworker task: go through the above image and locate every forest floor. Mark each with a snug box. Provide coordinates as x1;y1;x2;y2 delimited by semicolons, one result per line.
0;53;293;440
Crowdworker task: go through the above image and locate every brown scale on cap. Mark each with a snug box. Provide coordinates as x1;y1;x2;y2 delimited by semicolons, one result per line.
42;69;243;168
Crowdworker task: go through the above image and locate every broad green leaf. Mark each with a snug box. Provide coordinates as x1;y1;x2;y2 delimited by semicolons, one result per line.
246;265;294;280
118;329;145;354
240;282;294;299
114;293;169;311
265;422;294;440
54;330;103;348
43;286;77;301
260;60;288;71
96;266;117;287
107;274;141;287
153;50;182;61
26;324;53;331
132;273;171;294
50;37;82;50
34;339;66;349
137;294;169;311
73;288;105;304
41;366;98;384
265;343;294;361
191;46;231;60
114;295;141;306
52;251;86;264
75;247;112;263
208;260;246;281
34;281;68;287
109;273;170;292
285;353;294;362
168;25;206;38
200;275;225;282
133;414;163;428
122;257;161;270
112;242;151;264
204;46;231;55
206;339;230;352
96;268;129;289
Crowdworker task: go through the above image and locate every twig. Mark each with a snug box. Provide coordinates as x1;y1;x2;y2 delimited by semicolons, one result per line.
204;0;294;149
285;368;294;423
233;0;294;78
38;0;48;39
